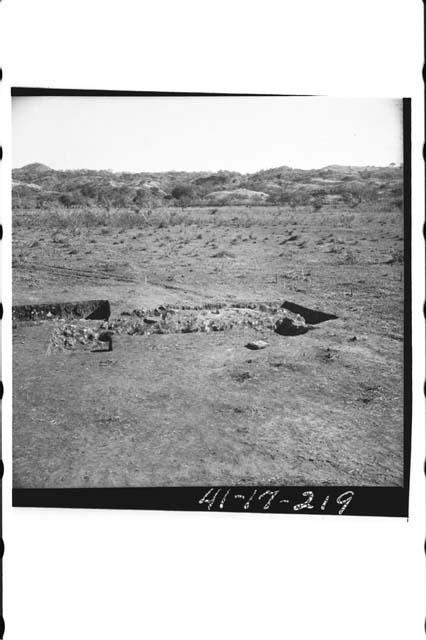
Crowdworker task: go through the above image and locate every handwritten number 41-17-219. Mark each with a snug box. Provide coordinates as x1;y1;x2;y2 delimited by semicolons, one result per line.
199;489;354;515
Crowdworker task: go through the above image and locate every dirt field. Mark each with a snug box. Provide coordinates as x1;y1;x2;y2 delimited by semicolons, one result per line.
13;205;405;487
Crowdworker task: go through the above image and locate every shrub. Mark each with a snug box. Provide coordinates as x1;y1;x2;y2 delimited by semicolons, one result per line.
289;192;310;208
342;192;362;208
59;192;85;207
171;184;193;205
341;249;357;264
311;196;324;211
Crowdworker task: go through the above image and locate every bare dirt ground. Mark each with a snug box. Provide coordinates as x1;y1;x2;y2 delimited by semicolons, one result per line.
13;205;405;487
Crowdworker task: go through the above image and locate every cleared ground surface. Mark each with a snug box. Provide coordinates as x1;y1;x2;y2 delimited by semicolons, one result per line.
13;205;405;487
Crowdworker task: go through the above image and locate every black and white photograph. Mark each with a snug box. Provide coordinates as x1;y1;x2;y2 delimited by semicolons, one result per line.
11;93;410;498
1;1;424;639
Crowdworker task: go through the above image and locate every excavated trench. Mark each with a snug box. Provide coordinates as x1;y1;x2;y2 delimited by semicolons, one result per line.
12;299;111;321
20;299;338;352
281;300;338;324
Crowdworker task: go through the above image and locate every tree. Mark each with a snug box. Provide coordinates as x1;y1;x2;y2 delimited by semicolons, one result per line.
59;192;83;207
171;183;193;206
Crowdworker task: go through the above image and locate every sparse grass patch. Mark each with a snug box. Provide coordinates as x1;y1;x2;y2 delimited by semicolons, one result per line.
16;204;397;236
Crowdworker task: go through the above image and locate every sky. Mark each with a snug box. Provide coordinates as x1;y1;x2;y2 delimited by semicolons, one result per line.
12;96;403;173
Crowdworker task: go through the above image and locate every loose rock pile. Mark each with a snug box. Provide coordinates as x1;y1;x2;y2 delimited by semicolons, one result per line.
47;303;309;351
47;322;102;353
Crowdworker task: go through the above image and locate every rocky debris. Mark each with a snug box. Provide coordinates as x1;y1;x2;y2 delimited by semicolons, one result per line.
48;322;111;353
46;300;333;351
118;306;279;335
129;300;282;317
246;340;268;350
274;312;308;336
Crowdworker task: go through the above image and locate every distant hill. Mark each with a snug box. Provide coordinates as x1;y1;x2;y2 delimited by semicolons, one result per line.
15;162;53;175
12;163;403;210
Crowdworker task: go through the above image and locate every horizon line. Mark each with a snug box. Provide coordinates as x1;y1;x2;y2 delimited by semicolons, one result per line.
13;161;402;175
